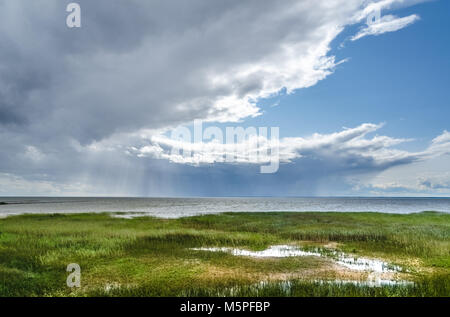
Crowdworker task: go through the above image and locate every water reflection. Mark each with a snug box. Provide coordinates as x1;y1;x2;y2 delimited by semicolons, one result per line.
192;245;403;274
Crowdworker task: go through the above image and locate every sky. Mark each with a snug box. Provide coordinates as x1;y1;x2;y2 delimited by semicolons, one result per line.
0;0;449;197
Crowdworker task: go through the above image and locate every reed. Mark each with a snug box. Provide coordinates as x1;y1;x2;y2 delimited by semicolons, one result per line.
0;212;448;297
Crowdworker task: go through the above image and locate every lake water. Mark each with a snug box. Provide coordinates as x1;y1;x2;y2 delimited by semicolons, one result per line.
0;197;449;218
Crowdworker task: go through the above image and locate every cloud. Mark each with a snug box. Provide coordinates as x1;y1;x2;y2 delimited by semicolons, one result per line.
349;151;450;197
0;173;97;196
132;123;449;172
351;14;420;41
353;172;450;196
418;175;450;190
0;1;427;142
0;0;362;144
351;0;428;22
1;123;448;197
0;0;440;196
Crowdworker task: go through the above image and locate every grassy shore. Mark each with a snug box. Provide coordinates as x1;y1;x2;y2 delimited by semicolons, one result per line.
0;211;449;297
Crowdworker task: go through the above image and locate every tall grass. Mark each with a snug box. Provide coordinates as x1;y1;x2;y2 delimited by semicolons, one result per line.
0;212;448;297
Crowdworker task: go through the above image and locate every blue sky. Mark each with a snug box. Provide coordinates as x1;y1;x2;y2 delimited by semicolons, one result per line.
250;0;450;146
0;0;449;197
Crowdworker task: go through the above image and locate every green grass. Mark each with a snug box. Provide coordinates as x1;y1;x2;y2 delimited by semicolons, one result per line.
0;211;449;297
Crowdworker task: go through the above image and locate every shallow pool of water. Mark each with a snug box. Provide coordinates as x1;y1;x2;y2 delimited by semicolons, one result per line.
192;245;402;274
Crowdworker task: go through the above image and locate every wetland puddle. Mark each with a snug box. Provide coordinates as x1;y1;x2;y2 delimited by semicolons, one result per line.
192;245;402;274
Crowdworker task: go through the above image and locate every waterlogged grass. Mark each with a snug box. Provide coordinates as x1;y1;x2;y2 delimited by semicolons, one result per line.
0;212;449;297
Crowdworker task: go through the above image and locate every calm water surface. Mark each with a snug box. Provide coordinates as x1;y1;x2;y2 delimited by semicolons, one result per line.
0;197;449;218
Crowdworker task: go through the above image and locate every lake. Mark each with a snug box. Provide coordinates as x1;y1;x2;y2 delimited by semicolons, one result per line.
0;197;449;218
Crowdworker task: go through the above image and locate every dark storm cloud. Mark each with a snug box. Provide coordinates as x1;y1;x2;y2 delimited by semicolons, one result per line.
0;0;365;142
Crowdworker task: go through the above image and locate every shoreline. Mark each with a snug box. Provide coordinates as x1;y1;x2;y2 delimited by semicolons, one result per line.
0;209;448;220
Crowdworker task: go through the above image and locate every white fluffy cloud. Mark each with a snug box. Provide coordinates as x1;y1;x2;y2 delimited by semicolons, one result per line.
351;14;420;41
131;123;450;170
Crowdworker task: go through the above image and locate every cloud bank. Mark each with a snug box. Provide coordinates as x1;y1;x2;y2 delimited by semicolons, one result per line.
134;124;449;170
0;0;443;196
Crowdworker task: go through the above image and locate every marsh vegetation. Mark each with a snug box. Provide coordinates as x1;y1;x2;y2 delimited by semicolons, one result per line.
0;211;448;297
